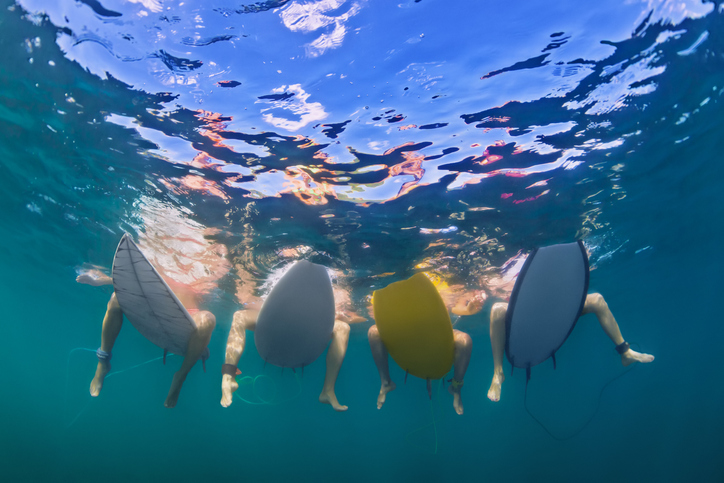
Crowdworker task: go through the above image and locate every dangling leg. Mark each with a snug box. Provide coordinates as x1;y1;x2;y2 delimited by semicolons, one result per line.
165;311;216;408
451;291;487;317
368;324;396;409
220;310;257;407
448;330;472;415
90;293;123;397
319;321;350;412
583;293;654;366
487;302;507;402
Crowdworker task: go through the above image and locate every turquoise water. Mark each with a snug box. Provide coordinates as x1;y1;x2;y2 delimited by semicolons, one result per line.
1;0;723;481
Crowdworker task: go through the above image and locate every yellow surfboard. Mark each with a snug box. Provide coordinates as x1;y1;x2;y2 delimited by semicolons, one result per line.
373;273;454;380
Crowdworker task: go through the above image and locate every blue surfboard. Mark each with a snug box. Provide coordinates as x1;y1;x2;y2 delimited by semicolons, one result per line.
505;241;589;377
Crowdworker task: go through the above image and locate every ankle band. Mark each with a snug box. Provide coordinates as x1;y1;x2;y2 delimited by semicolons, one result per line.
96;348;112;362
451;379;464;389
222;363;238;376
615;341;630;354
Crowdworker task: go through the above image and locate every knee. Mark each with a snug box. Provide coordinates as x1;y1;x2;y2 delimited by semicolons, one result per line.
233;309;257;330
491;302;507;323
108;293;121;312
334;321;350;337
367;324;380;341
586;293;607;311
196;311;216;332
454;331;472;351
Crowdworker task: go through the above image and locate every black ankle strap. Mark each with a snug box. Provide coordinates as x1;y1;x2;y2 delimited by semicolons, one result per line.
615;341;630;354
221;363;238;376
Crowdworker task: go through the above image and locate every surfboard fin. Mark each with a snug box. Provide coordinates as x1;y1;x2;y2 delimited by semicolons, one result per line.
404;370;409;384
163;349;168;365
551;353;557;370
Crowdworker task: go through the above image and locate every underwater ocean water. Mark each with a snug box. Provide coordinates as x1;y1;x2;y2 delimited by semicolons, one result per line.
1;0;723;481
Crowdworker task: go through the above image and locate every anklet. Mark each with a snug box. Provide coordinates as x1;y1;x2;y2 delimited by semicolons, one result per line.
615;341;630;354
96;348;112;362
451;379;464;389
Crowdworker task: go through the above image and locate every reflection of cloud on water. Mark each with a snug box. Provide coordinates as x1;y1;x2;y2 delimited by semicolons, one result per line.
280;0;365;57
634;0;713;27
127;0;163;14
564;56;665;115
259;84;328;131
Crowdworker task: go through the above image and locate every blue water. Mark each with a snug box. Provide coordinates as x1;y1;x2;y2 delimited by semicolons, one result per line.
1;0;723;481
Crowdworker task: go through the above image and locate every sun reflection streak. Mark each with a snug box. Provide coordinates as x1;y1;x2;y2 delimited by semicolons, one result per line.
127;197;232;309
160;175;230;201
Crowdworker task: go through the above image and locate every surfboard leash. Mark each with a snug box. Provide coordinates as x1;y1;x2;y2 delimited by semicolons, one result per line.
523;347;640;441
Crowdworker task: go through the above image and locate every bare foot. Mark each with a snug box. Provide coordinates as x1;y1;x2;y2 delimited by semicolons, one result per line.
622;349;655;367
319;391;348;412
451;293;487;316
448;383;464;415
90;360;111;396
336;311;368;324
164;372;186;408
76;270;112;286
487;373;504;402
221;374;238;408
376;381;396;409
345;313;368;324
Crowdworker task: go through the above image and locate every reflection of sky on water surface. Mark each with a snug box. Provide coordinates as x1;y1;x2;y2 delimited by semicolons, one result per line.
10;0;721;305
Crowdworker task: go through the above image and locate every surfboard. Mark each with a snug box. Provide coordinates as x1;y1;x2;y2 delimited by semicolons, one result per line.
112;233;202;358
505;241;589;375
373;273;454;380
254;260;335;369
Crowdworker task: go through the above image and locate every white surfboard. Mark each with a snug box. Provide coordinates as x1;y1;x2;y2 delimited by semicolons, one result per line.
254;260;335;368
112;233;200;358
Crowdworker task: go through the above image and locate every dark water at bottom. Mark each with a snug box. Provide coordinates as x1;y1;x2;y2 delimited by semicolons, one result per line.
1;222;722;482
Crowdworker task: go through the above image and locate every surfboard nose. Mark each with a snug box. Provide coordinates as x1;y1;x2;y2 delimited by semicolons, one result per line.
118;232;133;249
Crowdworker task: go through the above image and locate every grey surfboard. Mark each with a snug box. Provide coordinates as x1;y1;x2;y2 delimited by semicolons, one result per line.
112;233;203;358
254;260;335;369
